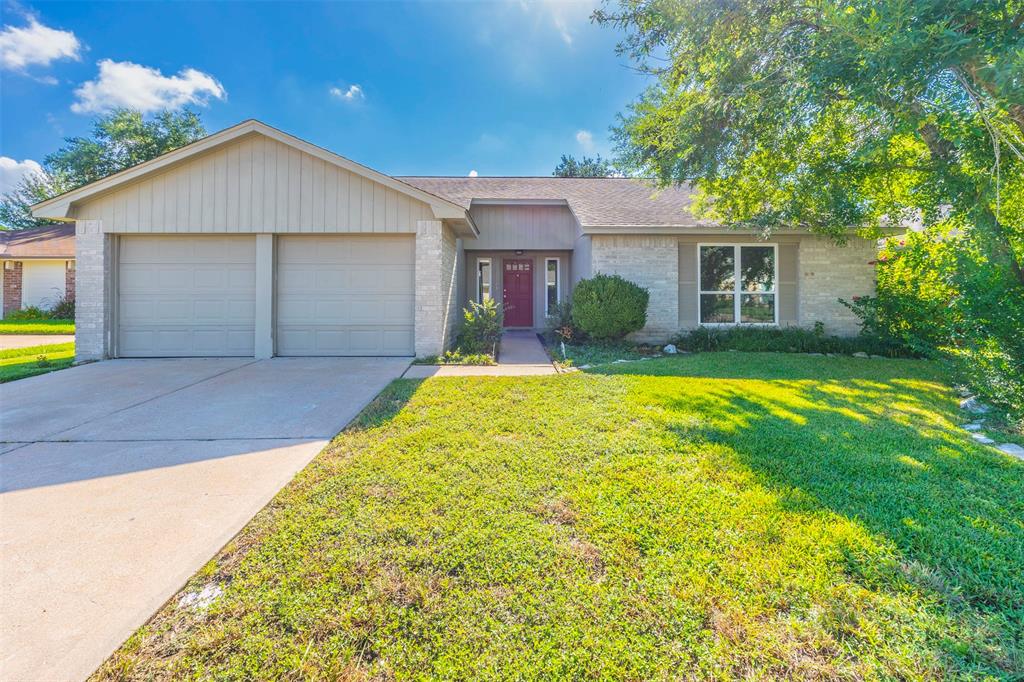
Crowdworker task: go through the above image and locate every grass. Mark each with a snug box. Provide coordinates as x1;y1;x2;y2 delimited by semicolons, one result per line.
95;353;1023;680
0;318;75;335
0;342;75;382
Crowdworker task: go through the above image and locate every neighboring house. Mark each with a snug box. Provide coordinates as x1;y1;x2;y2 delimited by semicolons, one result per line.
31;120;876;363
0;224;76;319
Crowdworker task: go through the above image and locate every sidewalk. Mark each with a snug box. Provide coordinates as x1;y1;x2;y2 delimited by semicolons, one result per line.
0;335;75;350
403;331;557;378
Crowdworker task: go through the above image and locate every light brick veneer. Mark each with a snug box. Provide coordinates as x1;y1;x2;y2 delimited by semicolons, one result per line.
65;262;76;302
591;234;679;342
3;261;22;316
415;220;459;357
75;220;111;361
799;235;877;336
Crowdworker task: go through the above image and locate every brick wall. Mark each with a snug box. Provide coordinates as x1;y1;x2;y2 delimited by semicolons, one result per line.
591;234;679;342
3;261;22;316
415;220;460;357
65;262;76;302
74;221;109;361
799;235;877;335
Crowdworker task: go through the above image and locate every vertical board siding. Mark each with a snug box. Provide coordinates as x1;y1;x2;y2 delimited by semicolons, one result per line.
468;204;577;250
71;134;434;232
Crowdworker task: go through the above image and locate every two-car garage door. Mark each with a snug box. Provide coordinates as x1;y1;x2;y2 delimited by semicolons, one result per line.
117;235;414;357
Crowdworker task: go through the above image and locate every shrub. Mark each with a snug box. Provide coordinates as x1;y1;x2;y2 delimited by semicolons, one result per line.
673;325;917;357
571;274;649;340
49;293;75;320
546;300;579;343
5;306;51;321
458;298;503;355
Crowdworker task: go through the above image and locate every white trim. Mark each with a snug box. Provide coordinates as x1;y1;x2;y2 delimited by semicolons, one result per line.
697;243;779;326
476;258;492;303
544;257;560;316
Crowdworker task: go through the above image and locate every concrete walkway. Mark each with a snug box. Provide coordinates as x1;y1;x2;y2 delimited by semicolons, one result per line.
0;334;75;350
403;331;556;378
0;356;409;681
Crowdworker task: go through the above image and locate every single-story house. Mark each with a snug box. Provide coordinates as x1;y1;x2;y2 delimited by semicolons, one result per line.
1;224;76;318
31;120;876;363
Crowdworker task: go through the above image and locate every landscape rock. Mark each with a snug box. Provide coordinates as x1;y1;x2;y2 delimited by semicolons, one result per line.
870;354;887;359
970;433;995;445
963;423;983;432
852;352;869;358
959;396;992;414
178;583;223;610
996;443;1024;459
663;344;678;354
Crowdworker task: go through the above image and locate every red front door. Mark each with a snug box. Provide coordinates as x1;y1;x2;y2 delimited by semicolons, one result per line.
502;259;533;327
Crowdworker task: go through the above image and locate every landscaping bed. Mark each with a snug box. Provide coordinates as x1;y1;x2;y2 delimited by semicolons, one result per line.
0;342;75;382
0;318;75;335
95;353;1023;680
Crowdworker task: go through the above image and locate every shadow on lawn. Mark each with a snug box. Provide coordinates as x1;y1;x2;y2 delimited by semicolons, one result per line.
593;358;1024;672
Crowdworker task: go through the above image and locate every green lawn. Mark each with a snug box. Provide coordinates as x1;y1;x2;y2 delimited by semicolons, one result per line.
0;342;75;382
96;353;1023;680
0;318;75;335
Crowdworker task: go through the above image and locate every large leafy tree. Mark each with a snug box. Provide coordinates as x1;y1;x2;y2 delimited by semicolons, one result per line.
1;109;206;229
596;0;1022;274
553;154;617;177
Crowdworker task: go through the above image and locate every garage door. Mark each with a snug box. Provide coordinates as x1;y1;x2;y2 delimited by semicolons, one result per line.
276;235;414;356
118;236;256;357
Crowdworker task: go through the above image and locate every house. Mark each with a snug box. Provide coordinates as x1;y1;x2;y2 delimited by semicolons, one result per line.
31;120;876;362
1;224;76;318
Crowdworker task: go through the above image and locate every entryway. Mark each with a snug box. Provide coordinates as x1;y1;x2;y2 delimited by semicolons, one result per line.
502;259;533;327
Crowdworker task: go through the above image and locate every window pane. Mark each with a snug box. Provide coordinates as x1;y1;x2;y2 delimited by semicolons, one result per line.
740;294;775;323
546;260;558;310
741;246;774;292
478;261;491;301
700;246;735;291
700;294;735;323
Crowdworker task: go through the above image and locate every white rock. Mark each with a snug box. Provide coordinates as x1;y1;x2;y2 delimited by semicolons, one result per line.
178;583;223;610
963;423;983;432
613;359;630;364
996;443;1024;459
960;396;992;414
852;352;869;358
663;344;678;354
578;364;591;370
870;354;887;359
970;433;995;445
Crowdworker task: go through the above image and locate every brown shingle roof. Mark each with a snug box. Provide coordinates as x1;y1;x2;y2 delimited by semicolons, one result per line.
0;224;76;259
397;177;708;228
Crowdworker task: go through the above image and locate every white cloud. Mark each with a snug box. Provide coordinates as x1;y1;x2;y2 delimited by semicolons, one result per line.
71;59;225;114
576;129;595;153
0;157;43;195
329;84;364;102
0;16;80;71
468;170;478;177
517;0;587;46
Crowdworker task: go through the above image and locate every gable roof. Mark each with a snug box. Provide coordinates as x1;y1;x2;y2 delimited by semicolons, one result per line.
31;120;471;225
398;176;710;229
0;224;75;259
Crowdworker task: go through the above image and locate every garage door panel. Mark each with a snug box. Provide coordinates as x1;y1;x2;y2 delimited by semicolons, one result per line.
118;236;256;357
276;235;414;356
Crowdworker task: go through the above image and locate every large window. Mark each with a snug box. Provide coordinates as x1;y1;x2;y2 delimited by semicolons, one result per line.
477;258;492;302
698;244;776;324
545;258;560;315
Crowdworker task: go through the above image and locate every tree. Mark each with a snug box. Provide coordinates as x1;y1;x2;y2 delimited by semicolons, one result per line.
553;154;616;177
1;109;207;229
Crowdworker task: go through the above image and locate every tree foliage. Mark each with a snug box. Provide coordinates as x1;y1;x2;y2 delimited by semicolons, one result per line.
596;0;1024;420
553;154;617;177
1;109;206;229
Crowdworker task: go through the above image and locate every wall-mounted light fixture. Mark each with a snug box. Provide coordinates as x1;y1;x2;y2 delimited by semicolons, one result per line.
514;250;524;256
66;260;75;271
3;261;15;270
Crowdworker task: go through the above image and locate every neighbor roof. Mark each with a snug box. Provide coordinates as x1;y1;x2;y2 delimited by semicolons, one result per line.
0;224;75;259
397;177;708;228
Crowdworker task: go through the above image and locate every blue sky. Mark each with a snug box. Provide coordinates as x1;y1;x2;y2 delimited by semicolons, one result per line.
1;0;649;193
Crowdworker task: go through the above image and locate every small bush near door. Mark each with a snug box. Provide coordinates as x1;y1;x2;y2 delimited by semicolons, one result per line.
458;298;503;355
572;274;649;340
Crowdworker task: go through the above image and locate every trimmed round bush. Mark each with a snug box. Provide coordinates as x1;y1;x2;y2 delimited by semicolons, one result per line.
571;274;649;340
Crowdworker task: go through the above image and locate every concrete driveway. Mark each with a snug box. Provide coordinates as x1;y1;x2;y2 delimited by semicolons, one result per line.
0;356;409;681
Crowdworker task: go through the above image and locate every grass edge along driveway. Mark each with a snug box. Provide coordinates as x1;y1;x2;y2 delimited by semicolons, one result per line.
95;353;1023;680
0;318;75;335
0;342;75;383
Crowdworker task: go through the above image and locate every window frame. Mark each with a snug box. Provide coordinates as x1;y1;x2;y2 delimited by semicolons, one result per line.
697;243;779;326
476;258;492;303
544;257;560;316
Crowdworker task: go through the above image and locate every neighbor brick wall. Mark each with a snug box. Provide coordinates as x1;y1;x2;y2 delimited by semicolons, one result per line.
591;234;679;342
799;235;878;336
3;261;23;316
414;219;459;357
65;262;76;302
